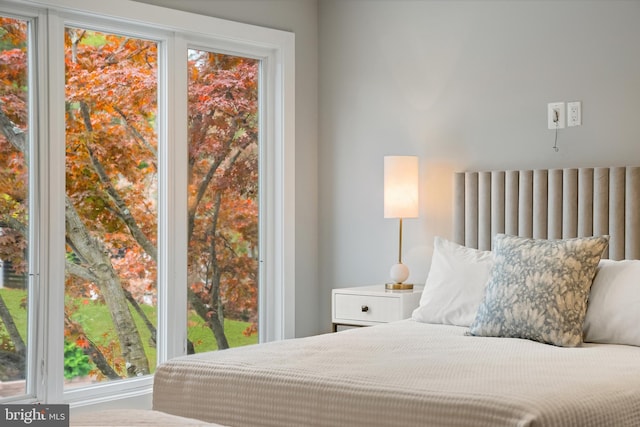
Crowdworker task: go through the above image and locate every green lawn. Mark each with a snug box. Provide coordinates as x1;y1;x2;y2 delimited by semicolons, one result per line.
0;288;257;376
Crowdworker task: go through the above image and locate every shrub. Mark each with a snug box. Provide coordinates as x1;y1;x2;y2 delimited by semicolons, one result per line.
64;340;92;380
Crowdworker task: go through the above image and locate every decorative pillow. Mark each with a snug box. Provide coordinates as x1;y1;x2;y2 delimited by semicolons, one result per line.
583;259;640;346
412;237;493;327
467;234;609;347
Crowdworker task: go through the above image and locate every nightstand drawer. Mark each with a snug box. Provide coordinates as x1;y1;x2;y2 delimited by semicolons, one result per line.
333;294;401;324
331;285;423;330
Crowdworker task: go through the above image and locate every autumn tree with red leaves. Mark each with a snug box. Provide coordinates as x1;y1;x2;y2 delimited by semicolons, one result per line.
186;49;259;350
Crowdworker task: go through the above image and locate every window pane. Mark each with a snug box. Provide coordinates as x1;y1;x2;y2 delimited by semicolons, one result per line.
64;27;158;387
0;16;30;399
186;50;259;353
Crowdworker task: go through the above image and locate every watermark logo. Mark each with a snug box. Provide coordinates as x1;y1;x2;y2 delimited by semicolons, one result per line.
1;405;69;426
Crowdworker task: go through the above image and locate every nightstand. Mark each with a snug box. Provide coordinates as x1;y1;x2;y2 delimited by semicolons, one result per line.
331;285;423;332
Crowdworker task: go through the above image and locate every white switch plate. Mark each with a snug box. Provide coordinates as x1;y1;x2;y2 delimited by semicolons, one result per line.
567;101;582;127
548;102;565;129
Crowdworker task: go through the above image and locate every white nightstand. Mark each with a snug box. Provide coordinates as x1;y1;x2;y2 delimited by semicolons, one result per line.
331;285;423;332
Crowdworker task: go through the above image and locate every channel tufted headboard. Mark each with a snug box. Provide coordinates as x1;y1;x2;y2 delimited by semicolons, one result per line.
453;167;640;260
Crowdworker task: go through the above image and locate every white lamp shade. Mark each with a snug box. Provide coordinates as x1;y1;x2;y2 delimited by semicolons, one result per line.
384;156;419;218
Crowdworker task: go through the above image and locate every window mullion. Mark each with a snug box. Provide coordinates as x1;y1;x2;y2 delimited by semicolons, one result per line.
42;8;67;404
157;34;189;363
31;7;48;403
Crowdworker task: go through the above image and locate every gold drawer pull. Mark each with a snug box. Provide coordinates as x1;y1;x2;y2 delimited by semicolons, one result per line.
361;305;369;313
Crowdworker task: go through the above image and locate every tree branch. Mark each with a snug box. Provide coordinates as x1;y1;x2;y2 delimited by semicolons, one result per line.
186;118;241;240
0;216;27;238
65;261;98;283
82;336;122;380
78;101;158;262
112;106;157;161
123;289;156;347
0;102;26;153
187;156;224;240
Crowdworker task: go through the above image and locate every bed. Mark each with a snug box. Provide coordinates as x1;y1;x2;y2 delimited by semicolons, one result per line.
153;166;640;427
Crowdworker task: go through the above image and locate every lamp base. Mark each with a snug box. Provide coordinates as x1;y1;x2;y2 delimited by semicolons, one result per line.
385;282;414;290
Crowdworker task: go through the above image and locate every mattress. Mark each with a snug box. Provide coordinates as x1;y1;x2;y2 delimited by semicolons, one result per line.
153;321;640;426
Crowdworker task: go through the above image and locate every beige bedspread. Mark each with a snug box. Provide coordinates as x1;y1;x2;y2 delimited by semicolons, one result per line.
70;409;223;426
153;321;640;426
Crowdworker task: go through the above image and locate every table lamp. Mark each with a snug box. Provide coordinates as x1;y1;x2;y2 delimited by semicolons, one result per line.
384;156;419;290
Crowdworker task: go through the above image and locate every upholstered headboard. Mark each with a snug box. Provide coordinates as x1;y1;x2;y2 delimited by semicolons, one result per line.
453;167;640;260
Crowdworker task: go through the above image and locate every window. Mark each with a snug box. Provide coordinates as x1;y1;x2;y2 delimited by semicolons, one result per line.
0;0;294;406
64;26;159;387
186;49;260;352
0;13;32;400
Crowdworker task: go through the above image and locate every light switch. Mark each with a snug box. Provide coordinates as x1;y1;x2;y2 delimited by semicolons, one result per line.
548;102;565;129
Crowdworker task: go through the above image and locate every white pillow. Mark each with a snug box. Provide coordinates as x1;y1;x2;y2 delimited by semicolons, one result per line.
583;259;640;346
412;237;493;327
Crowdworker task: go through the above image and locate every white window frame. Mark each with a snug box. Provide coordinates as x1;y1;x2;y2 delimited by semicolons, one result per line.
0;0;50;403
2;0;295;407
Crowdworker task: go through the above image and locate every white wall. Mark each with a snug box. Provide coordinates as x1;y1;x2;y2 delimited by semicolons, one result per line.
318;0;640;330
130;1;640;336
133;0;321;337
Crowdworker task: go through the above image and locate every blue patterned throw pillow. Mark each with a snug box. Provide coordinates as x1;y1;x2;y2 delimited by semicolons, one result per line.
468;234;609;347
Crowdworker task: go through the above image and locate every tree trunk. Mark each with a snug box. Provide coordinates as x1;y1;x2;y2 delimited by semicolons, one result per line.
209;267;229;350
0;295;26;381
0;294;25;355
65;196;150;376
207;192;229;350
